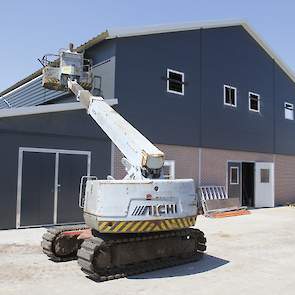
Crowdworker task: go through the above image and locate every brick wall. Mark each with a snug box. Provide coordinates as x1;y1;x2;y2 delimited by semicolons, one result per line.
200;147;274;185
111;143;295;205
274;155;295;205
112;143;199;182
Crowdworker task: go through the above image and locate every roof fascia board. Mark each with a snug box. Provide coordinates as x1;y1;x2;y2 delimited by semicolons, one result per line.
241;22;295;83
0;99;118;119
106;20;244;38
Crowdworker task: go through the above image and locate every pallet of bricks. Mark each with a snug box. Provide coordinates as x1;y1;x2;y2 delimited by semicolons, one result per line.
198;186;250;218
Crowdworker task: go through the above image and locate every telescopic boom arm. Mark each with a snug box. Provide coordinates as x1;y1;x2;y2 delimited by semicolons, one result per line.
68;80;164;179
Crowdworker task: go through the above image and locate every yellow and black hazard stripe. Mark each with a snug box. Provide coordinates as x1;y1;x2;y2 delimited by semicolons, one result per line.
97;216;197;233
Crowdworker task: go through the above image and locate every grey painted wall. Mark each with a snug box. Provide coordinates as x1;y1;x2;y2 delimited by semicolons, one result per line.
0;110;111;229
114;26;295;156
2;25;295;157
85;39;116;65
274;64;295;155
0;109;109;139
115;30;201;147
92;57;116;100
201;26;275;153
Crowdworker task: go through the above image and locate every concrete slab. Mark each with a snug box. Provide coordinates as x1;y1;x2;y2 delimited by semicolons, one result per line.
0;207;294;295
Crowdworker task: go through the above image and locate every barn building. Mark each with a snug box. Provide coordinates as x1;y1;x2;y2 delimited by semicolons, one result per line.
1;21;295;229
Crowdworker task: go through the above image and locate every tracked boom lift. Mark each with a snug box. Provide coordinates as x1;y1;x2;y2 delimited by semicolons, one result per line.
41;47;206;281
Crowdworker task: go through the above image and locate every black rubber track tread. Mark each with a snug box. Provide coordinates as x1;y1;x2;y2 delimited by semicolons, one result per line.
77;228;206;282
41;224;88;262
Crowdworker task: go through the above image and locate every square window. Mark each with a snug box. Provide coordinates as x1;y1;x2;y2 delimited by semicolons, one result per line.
167;69;184;95
260;169;270;183
249;92;260;112
285;102;294;120
230;167;239;184
224;85;237;107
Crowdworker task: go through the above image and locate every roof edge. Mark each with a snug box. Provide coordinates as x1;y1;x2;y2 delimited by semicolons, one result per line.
0;98;118;118
107;20;295;84
2;20;295;97
107;19;245;38
0;31;109;97
241;22;295;83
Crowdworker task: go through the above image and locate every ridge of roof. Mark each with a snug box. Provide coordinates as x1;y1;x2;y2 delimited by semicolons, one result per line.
1;21;294;98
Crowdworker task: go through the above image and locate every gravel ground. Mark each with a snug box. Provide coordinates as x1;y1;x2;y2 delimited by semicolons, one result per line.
0;207;294;295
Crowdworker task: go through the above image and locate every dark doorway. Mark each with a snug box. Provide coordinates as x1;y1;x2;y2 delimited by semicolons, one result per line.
242;162;255;207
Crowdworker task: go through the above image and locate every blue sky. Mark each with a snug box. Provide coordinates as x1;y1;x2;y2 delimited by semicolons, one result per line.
0;0;294;91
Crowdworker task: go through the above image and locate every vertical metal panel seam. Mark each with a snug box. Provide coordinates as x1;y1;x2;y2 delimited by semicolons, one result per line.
198;147;202;186
53;153;59;224
113;39;118;101
199;28;203;147
273;59;276;154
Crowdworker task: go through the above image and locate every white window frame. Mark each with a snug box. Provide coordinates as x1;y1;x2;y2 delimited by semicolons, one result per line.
230;167;239;185
284;102;294;120
223;85;237;107
249;92;260;113
163;160;175;179
167;69;184;96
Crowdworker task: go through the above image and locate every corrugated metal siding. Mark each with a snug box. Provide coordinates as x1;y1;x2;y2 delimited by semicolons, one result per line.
0;76;65;109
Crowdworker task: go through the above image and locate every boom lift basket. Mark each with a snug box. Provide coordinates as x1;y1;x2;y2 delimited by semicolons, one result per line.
41;50;93;91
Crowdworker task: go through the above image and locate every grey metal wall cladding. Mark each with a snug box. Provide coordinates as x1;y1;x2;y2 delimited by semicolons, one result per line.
201;26;275;153
0;112;111;229
85;39;116;65
0;109;109;140
274;65;295;154
0;76;66;109
114;26;295;154
115;30;202;147
92;57;116;100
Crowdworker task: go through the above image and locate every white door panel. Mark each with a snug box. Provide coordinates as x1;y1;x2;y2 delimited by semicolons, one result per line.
255;162;274;208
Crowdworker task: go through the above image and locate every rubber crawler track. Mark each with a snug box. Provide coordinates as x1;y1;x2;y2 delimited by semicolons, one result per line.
41;224;89;262
77;228;206;282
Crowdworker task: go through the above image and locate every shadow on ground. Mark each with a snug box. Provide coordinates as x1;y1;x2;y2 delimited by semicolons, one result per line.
129;254;229;280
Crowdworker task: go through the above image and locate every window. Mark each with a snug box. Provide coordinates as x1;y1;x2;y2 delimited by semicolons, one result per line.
249;92;260;112
224;85;237;107
167;69;184;95
163;160;175;179
260;169;270;183
230;167;239;184
285;102;294;120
